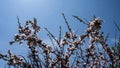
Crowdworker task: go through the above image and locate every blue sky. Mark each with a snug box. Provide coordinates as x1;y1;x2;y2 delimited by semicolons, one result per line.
0;0;120;67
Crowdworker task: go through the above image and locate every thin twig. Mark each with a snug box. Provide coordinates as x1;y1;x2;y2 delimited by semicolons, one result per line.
105;33;109;42
114;21;120;32
47;33;57;51
44;27;60;45
18;55;28;64
71;52;77;68
59;26;62;43
73;15;88;25
62;13;72;32
17;16;21;27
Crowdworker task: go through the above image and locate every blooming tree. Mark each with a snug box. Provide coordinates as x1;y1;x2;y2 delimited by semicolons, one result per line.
0;14;119;68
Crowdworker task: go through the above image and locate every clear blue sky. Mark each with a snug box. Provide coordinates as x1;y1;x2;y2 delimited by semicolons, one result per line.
0;0;120;67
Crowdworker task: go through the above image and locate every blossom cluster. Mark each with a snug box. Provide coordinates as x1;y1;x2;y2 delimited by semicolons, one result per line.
0;15;119;68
